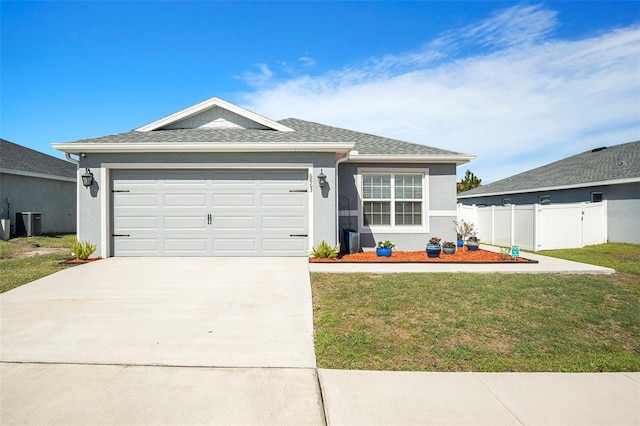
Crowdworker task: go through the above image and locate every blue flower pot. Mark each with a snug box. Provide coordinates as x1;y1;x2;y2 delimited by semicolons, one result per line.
426;244;441;258
376;247;392;257
457;239;464;247
467;244;479;251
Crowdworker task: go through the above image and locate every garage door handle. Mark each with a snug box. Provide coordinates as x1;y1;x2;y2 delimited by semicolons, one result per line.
112;234;130;237
289;189;308;192
207;214;212;225
290;234;308;237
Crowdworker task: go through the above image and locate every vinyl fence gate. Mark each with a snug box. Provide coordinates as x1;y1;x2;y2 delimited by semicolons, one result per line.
457;201;608;251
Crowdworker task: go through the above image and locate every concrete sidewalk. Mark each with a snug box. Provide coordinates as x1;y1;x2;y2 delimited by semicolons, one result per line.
309;245;616;274
319;369;640;426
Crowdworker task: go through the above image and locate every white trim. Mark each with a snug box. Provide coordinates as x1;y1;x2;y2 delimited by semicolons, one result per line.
347;153;475;166
102;162;315;170
135;97;295;132
100;167;109;259
457;177;640;199
429;210;457;216
101;163;314;258
0;167;76;183
51;142;354;154
356;167;430;234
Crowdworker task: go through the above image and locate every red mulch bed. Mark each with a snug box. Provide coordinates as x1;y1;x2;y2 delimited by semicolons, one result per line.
59;257;102;266
310;249;536;263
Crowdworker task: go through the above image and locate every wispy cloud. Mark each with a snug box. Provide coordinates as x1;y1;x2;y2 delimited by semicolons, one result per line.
240;4;640;182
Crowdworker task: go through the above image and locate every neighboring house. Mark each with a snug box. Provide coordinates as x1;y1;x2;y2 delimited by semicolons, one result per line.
458;141;640;244
53;97;474;257
0;138;77;235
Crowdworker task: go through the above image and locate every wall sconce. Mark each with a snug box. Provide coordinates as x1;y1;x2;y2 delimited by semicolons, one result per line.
81;168;94;188
318;169;327;188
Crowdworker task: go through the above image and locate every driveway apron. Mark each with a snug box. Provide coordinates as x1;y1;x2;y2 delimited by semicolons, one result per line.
1;257;316;368
1;258;324;425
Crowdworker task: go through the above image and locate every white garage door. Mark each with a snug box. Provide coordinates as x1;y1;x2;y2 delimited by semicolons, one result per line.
111;169;309;256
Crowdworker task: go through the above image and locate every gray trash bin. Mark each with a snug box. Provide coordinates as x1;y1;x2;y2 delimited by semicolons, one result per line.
343;229;359;254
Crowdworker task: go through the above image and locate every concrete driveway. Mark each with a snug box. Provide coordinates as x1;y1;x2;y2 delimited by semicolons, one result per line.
1;257;324;425
1;257;316;368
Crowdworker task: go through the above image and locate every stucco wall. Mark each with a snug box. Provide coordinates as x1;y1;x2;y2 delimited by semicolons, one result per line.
0;172;76;234
338;162;458;251
77;152;337;257
458;182;640;244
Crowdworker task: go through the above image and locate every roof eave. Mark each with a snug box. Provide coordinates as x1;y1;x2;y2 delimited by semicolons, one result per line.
346;154;476;165
457;177;640;199
52;142;354;154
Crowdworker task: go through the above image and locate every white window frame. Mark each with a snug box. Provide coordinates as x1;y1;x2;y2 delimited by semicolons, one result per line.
357;168;429;233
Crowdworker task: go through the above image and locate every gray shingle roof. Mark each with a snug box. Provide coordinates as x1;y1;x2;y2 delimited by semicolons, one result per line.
1;138;76;178
55;118;467;157
459;141;640;197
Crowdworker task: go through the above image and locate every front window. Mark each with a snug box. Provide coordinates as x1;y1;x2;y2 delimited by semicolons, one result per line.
362;173;423;227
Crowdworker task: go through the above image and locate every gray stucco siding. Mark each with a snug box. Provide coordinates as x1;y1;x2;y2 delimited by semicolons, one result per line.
77;152;338;257
0;172;76;234
338;162;458;251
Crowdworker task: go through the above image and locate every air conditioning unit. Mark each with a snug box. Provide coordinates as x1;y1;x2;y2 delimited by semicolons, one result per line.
15;212;42;237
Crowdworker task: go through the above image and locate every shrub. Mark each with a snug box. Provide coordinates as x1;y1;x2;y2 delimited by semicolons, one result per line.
428;237;442;245
377;240;395;249
312;240;338;258
442;241;456;248
71;240;97;260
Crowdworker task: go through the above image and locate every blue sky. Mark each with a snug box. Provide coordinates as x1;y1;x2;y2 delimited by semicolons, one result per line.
2;1;639;183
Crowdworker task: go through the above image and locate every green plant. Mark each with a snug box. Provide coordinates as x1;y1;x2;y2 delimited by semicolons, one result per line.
466;236;480;244
454;219;477;240
428;237;442;245
71;240;97;260
312;240;338;259
500;247;511;260
377;240;395;249
442;241;456;248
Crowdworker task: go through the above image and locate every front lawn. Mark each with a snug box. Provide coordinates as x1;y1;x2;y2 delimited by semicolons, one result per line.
311;243;640;372
0;234;76;293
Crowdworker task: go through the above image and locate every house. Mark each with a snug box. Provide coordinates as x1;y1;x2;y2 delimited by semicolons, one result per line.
458;141;640;244
52;97;474;257
0;139;77;237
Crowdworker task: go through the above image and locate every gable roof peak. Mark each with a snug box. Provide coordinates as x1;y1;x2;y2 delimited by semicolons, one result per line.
135;97;294;133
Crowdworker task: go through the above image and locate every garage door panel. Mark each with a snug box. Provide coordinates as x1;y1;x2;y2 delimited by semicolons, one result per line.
212;193;255;207
262;193;305;207
164;193;207;207
262;216;305;230
114;238;158;254
116;216;158;230
164;216;207;231
164;238;207;253
115;193;159;208
112;169;309;257
212;216;255;230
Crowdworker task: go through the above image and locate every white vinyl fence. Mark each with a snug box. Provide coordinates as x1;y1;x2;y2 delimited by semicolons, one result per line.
457;201;608;251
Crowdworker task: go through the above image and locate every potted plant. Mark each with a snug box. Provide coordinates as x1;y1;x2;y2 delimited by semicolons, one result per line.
454;219;477;247
376;240;395;257
466;236;480;251
442;241;456;254
426;236;442;258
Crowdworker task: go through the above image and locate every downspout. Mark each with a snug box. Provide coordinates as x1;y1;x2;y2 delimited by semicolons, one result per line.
335;151;351;247
65;152;80;166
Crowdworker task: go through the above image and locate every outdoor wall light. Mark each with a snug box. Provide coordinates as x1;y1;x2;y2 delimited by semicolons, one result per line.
318;169;327;188
81;168;94;188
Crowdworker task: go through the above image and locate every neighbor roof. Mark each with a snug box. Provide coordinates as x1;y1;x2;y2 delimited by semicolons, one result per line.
459;141;640;198
1;138;76;179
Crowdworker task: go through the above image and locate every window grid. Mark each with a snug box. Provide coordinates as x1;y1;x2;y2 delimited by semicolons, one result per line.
362;173;423;227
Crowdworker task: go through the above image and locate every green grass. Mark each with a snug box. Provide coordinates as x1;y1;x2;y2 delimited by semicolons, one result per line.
0;234;76;293
311;243;640;372
540;243;640;274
